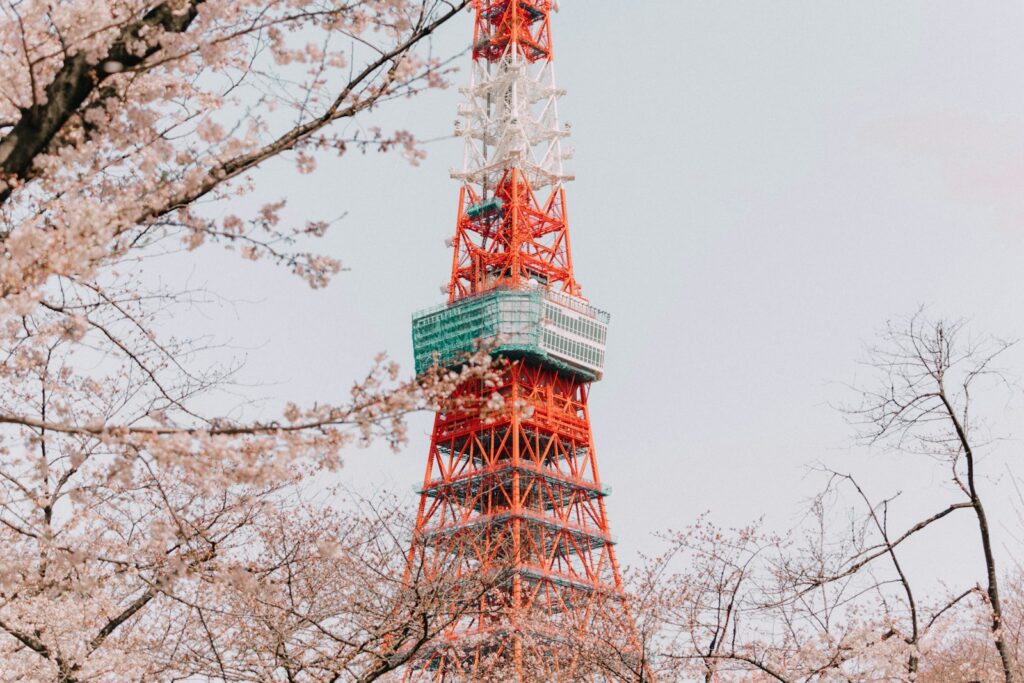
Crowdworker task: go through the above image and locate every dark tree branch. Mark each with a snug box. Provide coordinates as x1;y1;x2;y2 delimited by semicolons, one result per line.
0;0;206;207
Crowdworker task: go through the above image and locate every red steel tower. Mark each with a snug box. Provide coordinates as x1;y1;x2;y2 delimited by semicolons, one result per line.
406;2;634;679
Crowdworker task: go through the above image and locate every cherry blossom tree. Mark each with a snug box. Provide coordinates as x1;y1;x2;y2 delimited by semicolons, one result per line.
596;315;1022;683
0;0;501;679
845;314;1017;681
618;519;1021;682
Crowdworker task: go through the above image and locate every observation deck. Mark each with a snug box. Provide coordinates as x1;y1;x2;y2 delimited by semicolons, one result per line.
411;288;609;381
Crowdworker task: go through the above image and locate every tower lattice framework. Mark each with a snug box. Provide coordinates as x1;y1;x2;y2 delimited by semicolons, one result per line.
406;2;635;679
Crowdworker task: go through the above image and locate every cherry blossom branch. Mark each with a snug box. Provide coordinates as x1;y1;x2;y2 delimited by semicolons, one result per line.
0;365;483;437
788;501;972;597
0;0;205;206
134;1;468;225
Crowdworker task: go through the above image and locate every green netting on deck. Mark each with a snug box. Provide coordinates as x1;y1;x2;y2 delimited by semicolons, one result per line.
412;289;608;381
412;289;543;375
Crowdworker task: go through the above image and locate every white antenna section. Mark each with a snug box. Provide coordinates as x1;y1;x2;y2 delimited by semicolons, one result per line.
451;44;574;198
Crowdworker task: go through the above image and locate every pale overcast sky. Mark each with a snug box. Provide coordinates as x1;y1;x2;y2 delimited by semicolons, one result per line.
166;2;1024;586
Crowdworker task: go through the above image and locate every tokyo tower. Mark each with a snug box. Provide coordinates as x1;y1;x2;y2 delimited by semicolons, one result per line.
405;1;636;679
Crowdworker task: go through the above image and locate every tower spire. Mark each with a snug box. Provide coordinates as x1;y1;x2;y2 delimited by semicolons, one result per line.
449;0;577;300
405;3;638;679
